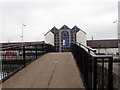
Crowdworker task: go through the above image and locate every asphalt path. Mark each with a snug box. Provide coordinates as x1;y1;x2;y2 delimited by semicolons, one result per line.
2;52;84;88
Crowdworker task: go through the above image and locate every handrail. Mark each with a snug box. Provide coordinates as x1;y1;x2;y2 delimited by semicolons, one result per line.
0;42;45;49
70;43;114;90
75;42;96;53
1;43;57;82
1;43;46;50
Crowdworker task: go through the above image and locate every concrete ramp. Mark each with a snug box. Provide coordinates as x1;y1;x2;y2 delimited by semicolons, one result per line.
2;52;84;88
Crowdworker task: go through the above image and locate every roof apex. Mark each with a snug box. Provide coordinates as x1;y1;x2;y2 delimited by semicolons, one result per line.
60;25;70;30
72;25;80;30
51;26;58;30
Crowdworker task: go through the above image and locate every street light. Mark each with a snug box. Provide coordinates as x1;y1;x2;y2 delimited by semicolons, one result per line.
21;24;26;46
113;20;120;56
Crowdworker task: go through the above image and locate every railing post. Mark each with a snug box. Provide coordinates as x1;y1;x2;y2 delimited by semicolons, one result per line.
88;56;95;90
108;57;113;90
23;46;26;67
42;44;45;54
88;48;90;53
82;49;86;87
46;44;48;53
101;58;104;89
93;57;97;90
35;45;37;59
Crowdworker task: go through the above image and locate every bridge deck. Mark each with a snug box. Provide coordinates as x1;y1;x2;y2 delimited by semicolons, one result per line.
2;52;84;88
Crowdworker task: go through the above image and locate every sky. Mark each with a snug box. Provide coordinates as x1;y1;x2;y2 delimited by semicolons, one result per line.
0;0;119;43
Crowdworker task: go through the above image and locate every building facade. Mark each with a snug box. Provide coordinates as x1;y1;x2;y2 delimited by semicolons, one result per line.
87;39;118;55
44;25;86;52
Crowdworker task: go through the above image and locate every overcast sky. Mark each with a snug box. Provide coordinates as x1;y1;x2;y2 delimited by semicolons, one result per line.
0;0;119;43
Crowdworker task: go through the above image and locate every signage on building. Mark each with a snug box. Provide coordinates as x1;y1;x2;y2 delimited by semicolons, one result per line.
63;40;68;46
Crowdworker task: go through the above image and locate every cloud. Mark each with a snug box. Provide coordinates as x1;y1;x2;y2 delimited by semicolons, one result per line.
0;0;119;42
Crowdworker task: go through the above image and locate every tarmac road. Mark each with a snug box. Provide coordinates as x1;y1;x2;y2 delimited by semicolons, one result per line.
2;52;84;88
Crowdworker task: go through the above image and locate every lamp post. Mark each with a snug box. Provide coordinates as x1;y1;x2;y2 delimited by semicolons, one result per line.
113;20;120;56
21;24;26;66
21;24;26;46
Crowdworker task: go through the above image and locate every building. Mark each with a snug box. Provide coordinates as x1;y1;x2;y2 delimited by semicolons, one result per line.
44;25;86;52
1;41;45;47
87;39;118;55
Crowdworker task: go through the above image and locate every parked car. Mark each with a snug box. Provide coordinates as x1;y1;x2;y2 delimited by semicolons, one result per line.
5;52;17;56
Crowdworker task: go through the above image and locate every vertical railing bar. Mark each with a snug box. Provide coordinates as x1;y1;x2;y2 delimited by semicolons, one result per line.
2;55;5;79
42;44;44;55
88;49;90;54
30;46;32;61
4;52;6;79
93;57;97;90
82;49;85;87
35;45;37;59
23;46;26;67
88;53;91;89
108;57;113;90
101;58;104;89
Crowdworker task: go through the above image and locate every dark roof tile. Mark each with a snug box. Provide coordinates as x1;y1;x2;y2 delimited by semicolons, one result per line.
87;39;118;48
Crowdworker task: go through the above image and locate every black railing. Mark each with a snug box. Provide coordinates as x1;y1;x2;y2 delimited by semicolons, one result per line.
93;55;113;89
70;43;115;90
0;43;57;82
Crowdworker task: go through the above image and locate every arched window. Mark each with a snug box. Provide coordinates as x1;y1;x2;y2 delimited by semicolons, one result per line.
61;31;69;39
61;31;69;46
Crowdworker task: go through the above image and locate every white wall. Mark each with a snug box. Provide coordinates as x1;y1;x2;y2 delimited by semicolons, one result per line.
76;31;86;46
95;48;118;55
44;31;54;45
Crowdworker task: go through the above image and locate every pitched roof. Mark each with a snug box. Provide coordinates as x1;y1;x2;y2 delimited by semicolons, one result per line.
60;25;70;30
50;26;59;34
51;26;58;30
44;30;51;36
44;26;58;36
87;39;118;48
44;25;86;35
72;25;80;30
72;25;86;34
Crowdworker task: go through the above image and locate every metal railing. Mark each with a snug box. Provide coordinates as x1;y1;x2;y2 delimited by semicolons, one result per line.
93;55;113;89
0;43;57;82
70;43;117;90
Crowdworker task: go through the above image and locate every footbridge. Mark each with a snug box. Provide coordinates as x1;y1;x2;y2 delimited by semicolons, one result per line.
2;52;84;88
1;42;119;90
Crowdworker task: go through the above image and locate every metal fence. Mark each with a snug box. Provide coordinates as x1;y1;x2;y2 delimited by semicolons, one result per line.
70;43;119;90
0;43;57;82
93;55;113;89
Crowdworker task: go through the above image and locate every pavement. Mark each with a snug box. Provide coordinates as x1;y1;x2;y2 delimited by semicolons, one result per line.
2;52;84;88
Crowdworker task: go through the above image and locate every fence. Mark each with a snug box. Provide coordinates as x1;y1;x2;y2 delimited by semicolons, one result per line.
0;43;57;82
70;43;118;90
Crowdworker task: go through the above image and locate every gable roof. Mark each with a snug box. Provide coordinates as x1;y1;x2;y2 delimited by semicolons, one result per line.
51;26;58;31
60;25;70;30
51;26;59;35
71;25;86;34
44;25;86;36
44;30;51;36
87;39;118;48
72;25;80;30
44;26;58;36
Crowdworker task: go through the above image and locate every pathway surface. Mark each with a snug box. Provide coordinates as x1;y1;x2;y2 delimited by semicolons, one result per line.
2;52;84;88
